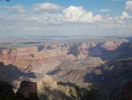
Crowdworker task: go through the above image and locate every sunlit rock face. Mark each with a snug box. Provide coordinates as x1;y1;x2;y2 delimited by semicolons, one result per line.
0;45;68;73
0;44;68;73
102;39;128;51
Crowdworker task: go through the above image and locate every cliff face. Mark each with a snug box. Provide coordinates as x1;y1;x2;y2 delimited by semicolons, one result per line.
0;39;128;74
0;46;68;73
0;48;16;65
102;40;128;51
89;42;132;61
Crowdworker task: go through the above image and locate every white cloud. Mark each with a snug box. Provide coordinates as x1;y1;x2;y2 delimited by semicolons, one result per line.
10;5;25;13
114;1;132;23
99;9;111;13
0;12;131;37
94;15;103;21
115;11;132;24
63;5;102;22
32;2;62;12
121;11;130;19
126;0;132;12
103;16;113;23
0;3;131;37
0;5;25;13
116;11;131;21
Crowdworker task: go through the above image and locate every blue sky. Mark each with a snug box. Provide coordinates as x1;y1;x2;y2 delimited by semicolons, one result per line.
1;0;127;15
0;0;131;37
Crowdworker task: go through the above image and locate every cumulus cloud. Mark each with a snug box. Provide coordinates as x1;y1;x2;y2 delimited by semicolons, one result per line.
121;11;130;19
115;11;131;22
103;16;113;23
0;3;131;37
0;5;25;13
114;10;132;25
63;5;102;22
126;0;132;12
32;2;62;12
114;0;132;23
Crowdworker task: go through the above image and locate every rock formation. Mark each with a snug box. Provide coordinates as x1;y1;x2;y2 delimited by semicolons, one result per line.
16;81;39;100
0;39;128;74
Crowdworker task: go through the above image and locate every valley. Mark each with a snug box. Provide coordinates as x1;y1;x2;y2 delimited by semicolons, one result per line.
0;36;131;100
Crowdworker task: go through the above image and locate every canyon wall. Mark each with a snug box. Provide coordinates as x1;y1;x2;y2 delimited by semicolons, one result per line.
0;39;128;73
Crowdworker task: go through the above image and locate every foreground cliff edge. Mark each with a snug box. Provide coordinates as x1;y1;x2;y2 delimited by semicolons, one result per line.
0;58;132;100
0;71;100;100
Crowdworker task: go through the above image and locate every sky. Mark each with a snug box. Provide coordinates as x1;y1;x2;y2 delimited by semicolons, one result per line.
0;0;132;37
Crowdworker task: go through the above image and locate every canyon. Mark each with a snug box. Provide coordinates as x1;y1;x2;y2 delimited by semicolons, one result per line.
0;38;128;73
0;37;131;100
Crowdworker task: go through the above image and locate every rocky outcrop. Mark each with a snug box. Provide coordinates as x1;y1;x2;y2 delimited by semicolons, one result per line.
88;42;132;61
37;76;99;100
16;81;39;100
0;81;15;100
102;40;128;51
0;78;100;100
0;81;39;100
